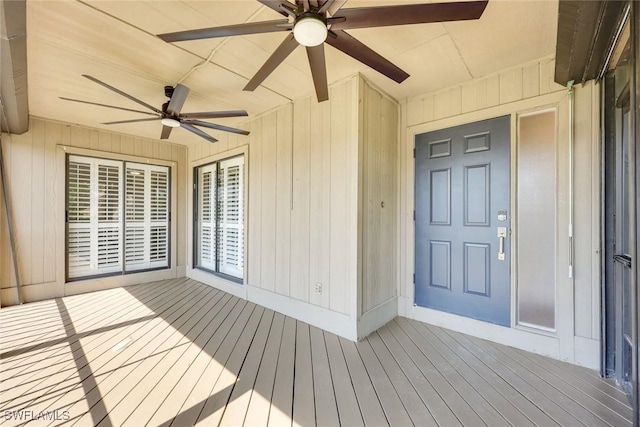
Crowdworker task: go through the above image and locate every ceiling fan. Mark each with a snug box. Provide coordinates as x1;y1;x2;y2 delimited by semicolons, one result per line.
158;0;489;102
60;74;250;143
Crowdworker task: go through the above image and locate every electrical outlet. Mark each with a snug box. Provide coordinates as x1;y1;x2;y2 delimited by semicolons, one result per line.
314;283;322;294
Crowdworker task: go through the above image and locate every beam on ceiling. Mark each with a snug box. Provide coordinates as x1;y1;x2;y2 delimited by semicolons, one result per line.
1;0;29;134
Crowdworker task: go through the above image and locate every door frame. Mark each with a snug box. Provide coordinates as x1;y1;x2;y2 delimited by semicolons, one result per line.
634;4;640;423
400;89;578;362
600;3;639;420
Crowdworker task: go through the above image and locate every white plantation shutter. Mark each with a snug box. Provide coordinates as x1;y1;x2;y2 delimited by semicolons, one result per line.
218;156;244;279
195;155;244;280
67;155;170;280
125;163;169;271
67;160;92;277
125;167;145;268
67;156;122;278
150;170;169;263
198;164;217;271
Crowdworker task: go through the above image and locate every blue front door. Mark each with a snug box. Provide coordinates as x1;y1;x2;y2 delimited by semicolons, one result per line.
415;115;511;326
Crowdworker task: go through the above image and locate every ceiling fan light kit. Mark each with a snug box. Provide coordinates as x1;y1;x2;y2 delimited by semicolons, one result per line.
160;117;181;128
293;15;328;46
157;0;489;102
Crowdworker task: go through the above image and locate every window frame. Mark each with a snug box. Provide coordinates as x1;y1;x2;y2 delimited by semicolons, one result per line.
193;153;246;284
65;153;172;282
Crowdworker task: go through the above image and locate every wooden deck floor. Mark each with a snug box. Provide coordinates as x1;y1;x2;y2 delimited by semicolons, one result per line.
0;278;632;426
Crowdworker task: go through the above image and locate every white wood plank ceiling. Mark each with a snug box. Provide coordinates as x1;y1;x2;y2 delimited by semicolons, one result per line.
27;0;558;145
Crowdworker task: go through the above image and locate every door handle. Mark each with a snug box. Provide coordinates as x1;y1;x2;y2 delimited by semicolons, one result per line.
613;254;632;269
497;227;507;261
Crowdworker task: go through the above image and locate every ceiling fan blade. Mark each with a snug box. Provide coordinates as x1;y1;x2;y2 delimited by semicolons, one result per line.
184;120;250;136
167;84;190;115
161;125;173;140
157;20;291;43
59;97;159;116
181;122;218;143
326;30;409;83
244;33;299;91
319;0;348;16
82;75;163;114
258;0;297;17
179;110;248;119
330;1;488;31
306;45;329;102
102;117;163;125
302;0;310;12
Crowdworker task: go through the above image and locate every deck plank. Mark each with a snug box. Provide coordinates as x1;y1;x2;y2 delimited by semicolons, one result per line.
0;279;632;427
418;320;560;426
2;279;192;410
394;319;533;426
490;340;632;426
267;315;296;427
443;327;586;426
139;295;240;427
165;301;255;426
38;280;210;424
293;321;316;426
66;281;221;426
369;329;439;427
309;325;340;427
338;337;389;427
160;299;253;427
95;288;231;426
118;293;236;426
375;326;479;426
527;349;632;414
195;305;265;426
374;323;461;427
324;331;365;427
355;337;414;426
1;279;180;373
243;312;286;427
388;321;511;427
292;321;315;427
219;309;275;426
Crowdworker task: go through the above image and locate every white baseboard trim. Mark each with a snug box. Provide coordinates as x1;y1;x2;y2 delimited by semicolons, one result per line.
574;336;600;370
1;281;64;306
65;269;175;297
187;268;247;299
399;296;561;361
247;285;357;341
358;297;398;340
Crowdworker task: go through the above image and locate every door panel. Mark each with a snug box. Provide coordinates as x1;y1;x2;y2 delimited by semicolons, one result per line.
415;115;511;326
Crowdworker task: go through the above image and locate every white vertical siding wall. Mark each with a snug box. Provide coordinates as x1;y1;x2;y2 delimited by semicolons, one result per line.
399;56;601;367
188;75;398;341
188;77;360;339
358;79;399;338
0;117;188;306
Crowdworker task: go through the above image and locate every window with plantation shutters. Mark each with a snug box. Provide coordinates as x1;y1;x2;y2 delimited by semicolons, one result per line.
197;163;217;271
195;155;244;280
67;156;122;278
66;155;170;280
125;163;169;271
218;157;244;278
